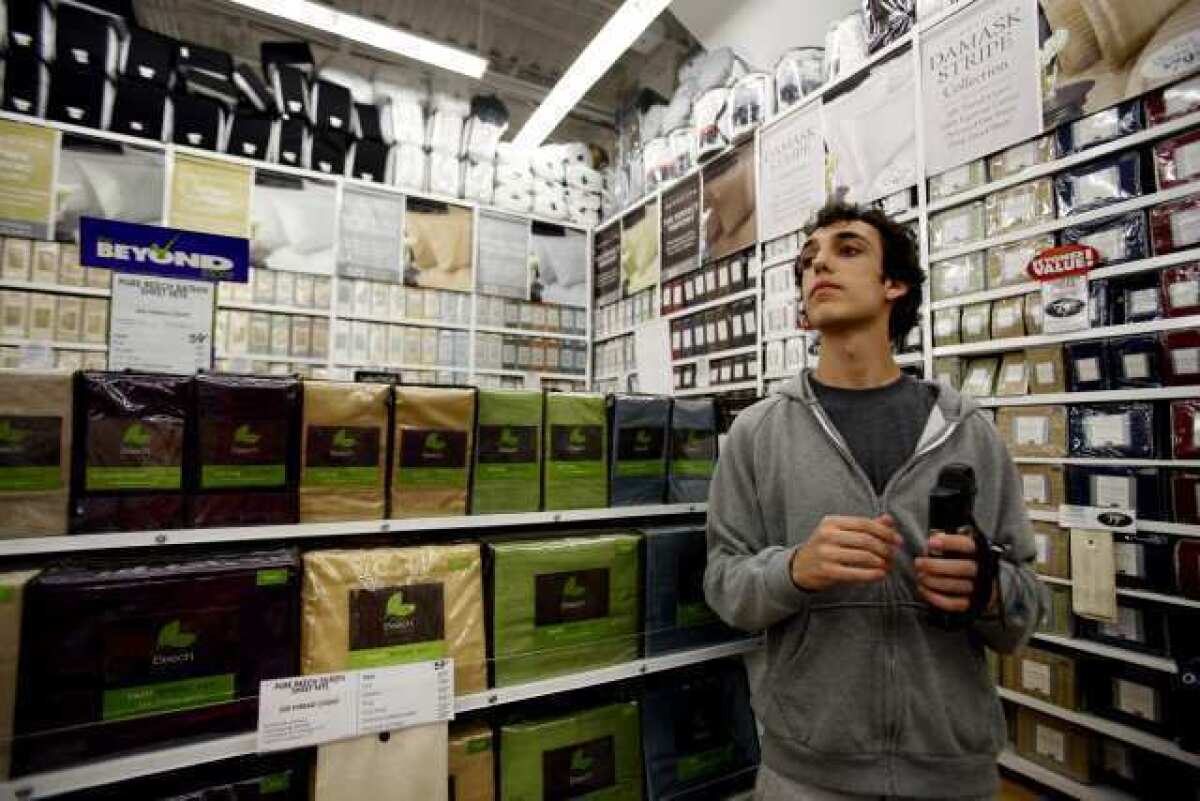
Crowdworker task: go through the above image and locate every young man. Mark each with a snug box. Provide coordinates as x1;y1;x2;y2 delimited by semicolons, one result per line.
704;202;1045;800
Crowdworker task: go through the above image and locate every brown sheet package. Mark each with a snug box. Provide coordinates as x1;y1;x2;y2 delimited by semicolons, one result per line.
998;406;1068;457
1031;521;1070;579
1023;292;1044;335
991;296;1026;340
300;381;389;522
449;722;495;801
0;571;36;779
996;352;1030;396
1019;466;1064;512
0;370;70;537
1003;646;1079;709
960;357;999;397
392;386;476;518
1027;347;1067;393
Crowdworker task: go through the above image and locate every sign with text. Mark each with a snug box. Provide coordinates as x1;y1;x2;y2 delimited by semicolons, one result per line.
0;119;57;238
759;101;826;242
80;217;249;283
109;273;214;374
661;174;701;282
169;153;253;237
593;222;621;307
921;0;1042;175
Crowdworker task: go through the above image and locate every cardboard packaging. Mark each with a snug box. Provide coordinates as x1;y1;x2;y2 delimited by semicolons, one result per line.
997;405;1068;457
642;526;742;657
1026;346;1066;394
1086;663;1174;738
992;297;1026;341
543;392;608;511
0;370;72;537
1149;194;1200;255
1;239;31;282
960;357;999;397
1023;291;1043;335
933;309;960;347
30;242;58;285
472;389;543;514
391;386;476;518
933;357;962;390
299;381;390;522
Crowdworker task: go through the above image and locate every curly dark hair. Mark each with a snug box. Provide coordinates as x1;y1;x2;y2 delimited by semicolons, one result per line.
799;201;924;348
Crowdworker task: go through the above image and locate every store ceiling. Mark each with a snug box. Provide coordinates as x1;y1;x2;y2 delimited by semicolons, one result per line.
134;0;698;151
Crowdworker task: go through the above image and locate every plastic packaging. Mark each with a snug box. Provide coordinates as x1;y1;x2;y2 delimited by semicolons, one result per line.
1150;194;1200;255
1056;100;1143;155
391;386;475;518
0;370;70;538
642;525;742;656
992;296;1026;340
959;302;992;344
610;396;670;506
693;87;731;161
863;0;915;54
666;126;696;178
1154;128;1200;190
426;91;468;153
928;159;987;202
1174;472;1200;524
1021;468;1064;513
1162;330;1200;386
668;398;716;503
1055;152;1144;217
493;182;533;214
449;722;494;801
472;389;543;514
1066;340;1110;392
774;47;825;110
299;380;389;522
929;201;985;252
1027;346;1065;393
462;94;508;162
1172;400;1200;459
997;405;1068;457
1069;403;1157;458
1108;335;1163;389
1061;212;1148;266
1066;466;1167;523
933;308;961;347
1110;273;1164;324
824;12;869;81
731;72;772;139
988;134;1057;181
960;357;998;397
1146;74;1200;125
985;177;1056;237
986;234;1054;289
543;392;607;511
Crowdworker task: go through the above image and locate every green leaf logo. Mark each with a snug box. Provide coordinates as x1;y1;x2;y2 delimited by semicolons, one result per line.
157;619;197;649
0;420;26;446
570;748;594;775
149;233;182;261
385;591;416;619
233;424;260;446
424;432;446;452
499;428;519;449
333;429;357;450
123;423;151;449
634;429;651;447
563;576;586;600
569;427;587;447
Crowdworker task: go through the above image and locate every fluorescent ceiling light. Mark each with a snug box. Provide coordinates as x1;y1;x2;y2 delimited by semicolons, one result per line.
513;0;671;147
223;0;489;79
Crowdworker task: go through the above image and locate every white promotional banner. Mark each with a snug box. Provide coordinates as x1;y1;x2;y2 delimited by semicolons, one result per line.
921;0;1042;175
759;101;826;241
109;273;214;373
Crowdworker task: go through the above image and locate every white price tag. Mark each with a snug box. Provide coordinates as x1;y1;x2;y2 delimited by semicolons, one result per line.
1172;347;1200;376
1035;724;1066;764
357;660;455;735
1021;659;1052;696
1115;679;1159;721
256;672;358;752
109;274;214;373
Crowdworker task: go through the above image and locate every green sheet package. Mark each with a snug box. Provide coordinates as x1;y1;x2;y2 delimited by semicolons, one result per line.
489;533;640;687
472;390;543;514
500;701;643;801
543;392;608;511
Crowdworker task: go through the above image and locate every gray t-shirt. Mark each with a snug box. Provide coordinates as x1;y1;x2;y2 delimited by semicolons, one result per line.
811;374;937;496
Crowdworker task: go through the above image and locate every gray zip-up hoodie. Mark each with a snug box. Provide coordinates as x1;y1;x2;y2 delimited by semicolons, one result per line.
704;371;1045;798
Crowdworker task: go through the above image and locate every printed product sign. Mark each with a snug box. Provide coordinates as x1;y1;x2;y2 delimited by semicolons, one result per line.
615;427;666;479
535;569;611;627
338;187;405;283
593;223;621;306
348;584;447;669
169;154;253;237
0;416;62;491
398;429;468;488
303;426;381;487
543;736;617;800
86;417;184;491
621;201;661;297
108;273;215;374
0;119;57;238
1028;244;1098;334
661;175;701;282
921;0;1042;174
477;211;532;300
80;217;249;283
672;428;716;478
199;419;288;489
760;101;826;241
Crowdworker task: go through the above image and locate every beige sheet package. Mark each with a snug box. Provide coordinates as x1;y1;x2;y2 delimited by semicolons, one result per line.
1019;465;1065;512
300;381;390;522
0;570;37;779
985;177;1056;237
933;308;961;347
960;357;999;397
0;370;71;537
1;238;31;282
392;386;476;518
988;135;1056;181
1023;292;1044;335
931;252;985;300
933;357;963;390
312;726;448;801
929;201;985;252
1031;521;1070;579
991;296;1026;340
995;352;1030;396
449;722;495;801
986;235;1054;289
959;302;992;344
57;245;83;287
997;405;1068;457
54;297;83;343
31;242;59;284
1027;346;1067;393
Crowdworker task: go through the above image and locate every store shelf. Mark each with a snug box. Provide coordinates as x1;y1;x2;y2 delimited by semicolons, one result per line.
333;360;462;373
673;343;758;367
1026;507;1200;539
336;312;471;331
997;749;1136;801
473;367;586;381
1038;575;1072;587
674;380;759;397
929;183;1200;264
0;636;754;799
1013;457;1200;468
214;352;326;365
0;337;107;351
896;352;924;367
663;287;758;321
761;250;800;269
893;208;920;224
997;688;1200;768
0;279;111;298
762;329;804;344
593;325;638;344
1037;574;1200;609
473;324;588;341
933;313;1200;357
927;110;1200;216
929;247;1200;311
217;301;330;318
976;385;1200;407
1030;632;1178;673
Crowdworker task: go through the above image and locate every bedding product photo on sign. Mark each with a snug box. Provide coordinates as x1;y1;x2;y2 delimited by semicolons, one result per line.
543;392;608;511
299;380;389;522
499;700;644;801
488;533;640;687
12;549;300;776
668;399;716;503
250;171;337;277
188;373;300;528
71;371;190;533
449;722;495;801
641;660;760;801
0;370;71;538
392;385;476;518
471;389;543;514
701;142;757;264
642;526;742;657
54;139;165;242
404;198;474;292
609;395;670;506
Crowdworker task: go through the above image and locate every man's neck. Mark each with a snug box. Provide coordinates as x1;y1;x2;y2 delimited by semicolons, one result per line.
813;328;902;389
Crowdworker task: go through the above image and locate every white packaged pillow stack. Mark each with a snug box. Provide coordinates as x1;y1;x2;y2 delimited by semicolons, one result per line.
427;90;469;197
532;144;569;220
462;95;508;203
566;159;605;227
375;77;429;192
494;143;534;213
464;159;496;203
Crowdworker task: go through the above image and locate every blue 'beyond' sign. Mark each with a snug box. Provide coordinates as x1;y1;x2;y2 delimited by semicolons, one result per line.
79;216;249;283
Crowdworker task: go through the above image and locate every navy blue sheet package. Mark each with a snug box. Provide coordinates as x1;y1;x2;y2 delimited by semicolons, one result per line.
1065;340;1109;392
1055;151;1146;217
1069;403;1157;458
1111;531;1175;593
640;660;760;801
1107;335;1163;389
1061;211;1148;266
667;399;716;503
1065;466;1168;521
642;525;743;656
610;395;670;506
1109;273;1165;324
1055;100;1142;155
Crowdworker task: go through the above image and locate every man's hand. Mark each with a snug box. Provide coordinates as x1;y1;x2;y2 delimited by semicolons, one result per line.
915;531;995;613
790;515;902;592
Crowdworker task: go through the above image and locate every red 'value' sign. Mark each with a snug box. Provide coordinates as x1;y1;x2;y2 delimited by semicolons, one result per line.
1026;244;1100;282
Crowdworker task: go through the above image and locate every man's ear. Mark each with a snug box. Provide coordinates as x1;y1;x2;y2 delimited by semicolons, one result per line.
883;278;909;303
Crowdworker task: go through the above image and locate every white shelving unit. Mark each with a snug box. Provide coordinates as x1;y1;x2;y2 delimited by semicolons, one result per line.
976;385;1200;407
474;324;589;342
1030;632;1178;674
1027;507;1200;539
0;337;107;352
997;749;1136;801
672;344;758;368
1037;574;1200;610
215;301;330;318
0;279;111;298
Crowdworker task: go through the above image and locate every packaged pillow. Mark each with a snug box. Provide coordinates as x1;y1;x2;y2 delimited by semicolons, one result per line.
995;352;1029;396
1150;194;1200;255
1163;263;1200;317
1154;129;1200;190
499;702;643;801
991;296;1026;340
13;550;299;775
1027;346;1066;394
929;201;985;252
1018;465;1063;512
960;357;999;397
1056;100;1142;154
487;533;640;687
933;356;962;390
933;308;961;347
71;371;190;533
1055;152;1144;216
391;386;476;518
985;178;1056;237
188;374;301;528
1023;291;1044;335
1090;279;1110;328
0;570;36;779
1030;521;1069;578
1107;336;1163;389
1061;212;1148;266
928;159;986;202
1163;331;1200;386
667;399;716;503
543;392;608;511
642;525;742;656
987;134;1057;181
0;370;71;538
449;722;494;801
1172;400;1200;459
610;396;670;507
986;235;1053;289
1065;341;1109;392
931;252;985;299
1069;403;1157;458
997;405;1067;457
472;389;544;514
299;381;390;522
959;302;991;343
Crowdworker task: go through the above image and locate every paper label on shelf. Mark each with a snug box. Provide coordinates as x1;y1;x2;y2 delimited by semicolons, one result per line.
1059;505;1136;533
1084;414;1130;448
1094;475;1132;509
1177;140;1200;179
1170;207;1200;247
1014;415;1048;445
1035;361;1057;385
1169;280;1200;309
1020;659;1052;696
1173;347;1200;375
1023;474;1048;504
1080;227;1126;260
1034;532;1050;565
1113;542;1146;578
1074;357;1101;383
1101;605;1145;643
1115;678;1159;722
1070;529;1118;623
1122;353;1150;380
1129;288;1160;317
1034;724;1066;764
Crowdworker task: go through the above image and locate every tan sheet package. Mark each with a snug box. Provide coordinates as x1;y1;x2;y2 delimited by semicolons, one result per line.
1018;465;1065;512
997;405;1068;457
300;381;389;522
449;721;495;801
995;352;1030;396
0;570;36;779
0;370;71;537
1027;346;1067;393
392;386;476;518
